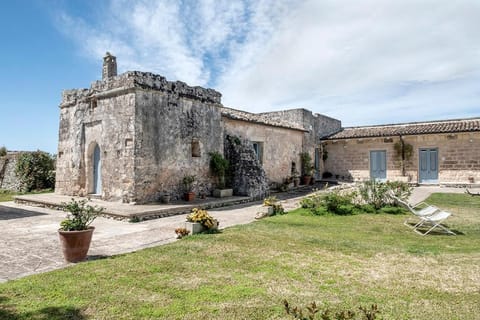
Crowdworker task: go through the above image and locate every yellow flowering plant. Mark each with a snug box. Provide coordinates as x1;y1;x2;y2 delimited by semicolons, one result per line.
186;208;219;230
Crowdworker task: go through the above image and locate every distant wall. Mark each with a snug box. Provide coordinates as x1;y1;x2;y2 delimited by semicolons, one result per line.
0;153;20;191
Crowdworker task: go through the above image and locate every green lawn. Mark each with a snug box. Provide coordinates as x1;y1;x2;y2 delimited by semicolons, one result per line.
1;193;479;319
0;189;53;202
0;190;16;202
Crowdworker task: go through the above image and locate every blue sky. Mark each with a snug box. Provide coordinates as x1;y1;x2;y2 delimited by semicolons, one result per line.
1;0;479;154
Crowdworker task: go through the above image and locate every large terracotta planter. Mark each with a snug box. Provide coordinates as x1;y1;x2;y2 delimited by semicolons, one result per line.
184;192;195;201
302;175;312;185
58;227;95;263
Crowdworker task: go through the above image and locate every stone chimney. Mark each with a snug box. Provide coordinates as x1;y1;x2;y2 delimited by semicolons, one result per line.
102;52;117;80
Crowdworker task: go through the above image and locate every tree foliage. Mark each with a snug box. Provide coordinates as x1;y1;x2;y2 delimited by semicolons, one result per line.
15;151;55;192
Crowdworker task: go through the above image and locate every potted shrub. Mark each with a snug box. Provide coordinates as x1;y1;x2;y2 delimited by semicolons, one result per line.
182;175;196;201
184;208;219;234
300;152;313;185
209;151;233;198
58;198;104;263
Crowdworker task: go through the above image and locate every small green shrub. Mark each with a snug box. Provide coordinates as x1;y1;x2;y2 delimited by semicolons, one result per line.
60;198;104;231
323;191;357;215
209;151;229;188
300;152;313;176
0;146;7;157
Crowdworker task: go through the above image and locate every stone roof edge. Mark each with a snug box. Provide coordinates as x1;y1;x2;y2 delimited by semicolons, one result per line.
220;106;308;132
321;116;480;140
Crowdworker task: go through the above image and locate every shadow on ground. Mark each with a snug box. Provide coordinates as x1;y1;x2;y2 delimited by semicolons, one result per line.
0;296;86;320
0;206;47;220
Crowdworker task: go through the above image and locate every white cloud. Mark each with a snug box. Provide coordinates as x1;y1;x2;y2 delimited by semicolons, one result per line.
57;0;480;126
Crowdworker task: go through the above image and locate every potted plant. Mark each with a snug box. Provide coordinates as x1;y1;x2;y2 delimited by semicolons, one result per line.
300;152;313;185
182;175;196;201
184;208;219;234
58;198;105;263
160;191;171;204
209;151;233;198
174;227;190;239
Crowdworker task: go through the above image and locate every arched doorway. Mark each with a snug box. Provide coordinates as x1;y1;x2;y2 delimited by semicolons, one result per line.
93;144;102;194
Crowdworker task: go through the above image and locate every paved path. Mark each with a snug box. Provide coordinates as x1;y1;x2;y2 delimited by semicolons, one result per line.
0;185;469;282
408;185;467;205
0;196;302;283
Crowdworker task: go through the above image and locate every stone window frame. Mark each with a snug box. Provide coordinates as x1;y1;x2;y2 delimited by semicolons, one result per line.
191;139;201;157
252;141;264;164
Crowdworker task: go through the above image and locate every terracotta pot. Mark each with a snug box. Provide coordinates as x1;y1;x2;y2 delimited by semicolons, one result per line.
302;175;312;185
160;194;171;203
184;192;195;201
58;227;95;263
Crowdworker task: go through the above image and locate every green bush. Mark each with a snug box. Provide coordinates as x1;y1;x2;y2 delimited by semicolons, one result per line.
60;198;104;231
209;151;229;188
358;180;411;209
0;146;6;157
301;180;411;216
323;191;358;215
15;151;55;192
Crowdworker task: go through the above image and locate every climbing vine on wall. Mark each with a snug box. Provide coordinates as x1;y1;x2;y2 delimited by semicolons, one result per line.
393;141;413;161
394;140;413;176
15;151;56;192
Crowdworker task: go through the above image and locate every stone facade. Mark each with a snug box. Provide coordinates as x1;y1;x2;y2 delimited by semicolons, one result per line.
55;53;479;203
322;131;480;185
0;152;20;191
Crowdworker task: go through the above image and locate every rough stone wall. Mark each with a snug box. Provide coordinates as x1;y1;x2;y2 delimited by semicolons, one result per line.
322;132;480;184
223;117;304;183
322;137;402;182
0;153;20;191
224;135;269;199
133;88;223;203
55;87;136;201
261;109;342;178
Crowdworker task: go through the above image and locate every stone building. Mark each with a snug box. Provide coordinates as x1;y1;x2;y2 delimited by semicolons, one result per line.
55;53;339;203
55;53;479;203
321;118;480;184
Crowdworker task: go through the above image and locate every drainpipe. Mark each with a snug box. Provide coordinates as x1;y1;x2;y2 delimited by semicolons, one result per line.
399;135;405;176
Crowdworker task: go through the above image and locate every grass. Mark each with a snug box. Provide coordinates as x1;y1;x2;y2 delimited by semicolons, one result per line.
1;193;479;319
0;189;52;202
0;190;16;202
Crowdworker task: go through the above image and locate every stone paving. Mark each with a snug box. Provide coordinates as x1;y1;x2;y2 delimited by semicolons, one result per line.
0;185;468;283
0;191;305;283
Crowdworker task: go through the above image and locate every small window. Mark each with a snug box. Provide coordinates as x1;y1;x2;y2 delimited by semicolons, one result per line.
191;139;201;157
252;141;263;164
314;148;320;171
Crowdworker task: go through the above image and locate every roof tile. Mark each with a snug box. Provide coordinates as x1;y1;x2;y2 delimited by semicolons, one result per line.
322;117;480;140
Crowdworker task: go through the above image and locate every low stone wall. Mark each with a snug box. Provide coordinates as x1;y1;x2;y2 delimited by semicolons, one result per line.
0;153;20;191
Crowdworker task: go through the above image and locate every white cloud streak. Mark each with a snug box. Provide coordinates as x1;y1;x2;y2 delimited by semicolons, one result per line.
57;0;480;126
